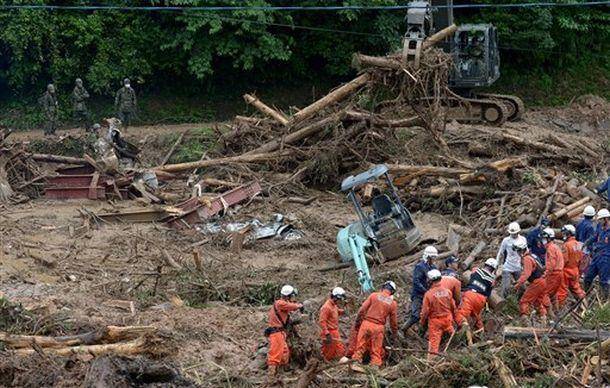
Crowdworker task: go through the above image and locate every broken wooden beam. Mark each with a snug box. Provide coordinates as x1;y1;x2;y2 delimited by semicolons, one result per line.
243;94;289;126
503;326;610;341
289;73;370;125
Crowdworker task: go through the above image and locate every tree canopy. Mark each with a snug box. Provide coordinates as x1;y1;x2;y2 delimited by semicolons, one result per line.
0;0;607;96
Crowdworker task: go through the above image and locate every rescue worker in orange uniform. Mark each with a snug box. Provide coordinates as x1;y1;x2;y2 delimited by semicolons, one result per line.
513;240;548;324
456;258;497;337
351;281;398;367
541;228;567;312
420;269;456;361
439;273;462;306
557;224;585;306
265;284;303;379
319;287;349;362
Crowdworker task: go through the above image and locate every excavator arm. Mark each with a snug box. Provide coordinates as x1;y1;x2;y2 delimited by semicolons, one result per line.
347;233;374;293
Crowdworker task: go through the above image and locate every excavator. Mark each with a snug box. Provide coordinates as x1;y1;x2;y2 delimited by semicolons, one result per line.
336;165;421;292
403;0;524;125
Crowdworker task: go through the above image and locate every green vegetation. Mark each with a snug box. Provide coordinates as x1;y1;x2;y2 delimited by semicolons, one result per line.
582;302;610;329
0;0;608;129
170;126;216;164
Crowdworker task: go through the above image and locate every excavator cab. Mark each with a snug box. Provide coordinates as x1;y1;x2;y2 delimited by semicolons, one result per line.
336;165;421;292
450;24;500;89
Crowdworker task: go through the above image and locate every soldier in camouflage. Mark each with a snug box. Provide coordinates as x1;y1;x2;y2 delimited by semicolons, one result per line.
114;78;137;128
40;84;59;135
72;78;91;130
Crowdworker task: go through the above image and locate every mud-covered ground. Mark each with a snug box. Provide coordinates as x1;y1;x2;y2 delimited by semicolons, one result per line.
1;96;609;387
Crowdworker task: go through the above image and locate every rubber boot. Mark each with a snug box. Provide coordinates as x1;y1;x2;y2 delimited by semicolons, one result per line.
462;322;474;346
265;365;278;387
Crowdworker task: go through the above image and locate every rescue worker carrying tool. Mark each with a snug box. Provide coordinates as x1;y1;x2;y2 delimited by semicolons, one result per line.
557;225;585;306
513;240;548;325
527;218;550;260
584;208;610;299
351;281;398;368
265;285;304;380
541;228;566;312
442;255;459;277
577;206;596;274
420;269;456;361
319;287;349;363
455;258;497;345
497;222;526;297
403;246;438;332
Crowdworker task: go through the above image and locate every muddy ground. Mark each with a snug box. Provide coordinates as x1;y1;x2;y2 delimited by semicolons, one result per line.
1;97;609;387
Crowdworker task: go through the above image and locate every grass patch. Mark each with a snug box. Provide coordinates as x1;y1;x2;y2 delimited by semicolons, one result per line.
169;127;216;164
582;302;610;330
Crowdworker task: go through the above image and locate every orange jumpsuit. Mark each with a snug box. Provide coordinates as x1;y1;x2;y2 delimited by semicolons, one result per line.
345;322;360;358
319;298;345;361
351;290;398;366
516;254;547;317
455;267;494;330
439;276;462;305
557;237;585;305
266;299;302;366
544;242;566;310
420;282;456;360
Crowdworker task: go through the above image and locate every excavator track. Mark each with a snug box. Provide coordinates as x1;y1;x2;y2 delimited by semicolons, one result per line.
416;96;510;126
476;93;525;121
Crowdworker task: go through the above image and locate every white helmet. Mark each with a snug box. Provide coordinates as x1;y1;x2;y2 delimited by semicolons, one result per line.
484;258;499;270
507;222;521;234
280;284;297;297
512;239;528;252
422;245;438;260
541;227;555;239
583;205;596;217
382;281;397;293
562;224;576;236
597;208;610;219
331;287;346;299
427;269;442;281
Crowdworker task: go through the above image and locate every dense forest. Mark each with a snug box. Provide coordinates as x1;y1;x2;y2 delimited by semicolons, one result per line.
0;0;608;127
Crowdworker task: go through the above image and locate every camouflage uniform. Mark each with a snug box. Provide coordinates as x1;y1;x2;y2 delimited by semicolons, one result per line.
72;78;91;130
114;78;137;128
40;84;58;135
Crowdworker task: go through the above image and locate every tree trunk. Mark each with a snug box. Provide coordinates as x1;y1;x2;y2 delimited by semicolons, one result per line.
551;197;590;220
0;325;157;349
422;24;458;50
461;241;487;270
289;73;370;125
29;153;89;165
160;131;185;166
14;337;148;357
244;113;340;155
243;94;289;126
155;150;289;173
503;326;610;341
